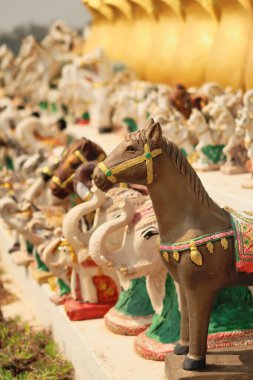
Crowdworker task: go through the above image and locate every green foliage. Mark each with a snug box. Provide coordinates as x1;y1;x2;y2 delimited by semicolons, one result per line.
0;318;74;379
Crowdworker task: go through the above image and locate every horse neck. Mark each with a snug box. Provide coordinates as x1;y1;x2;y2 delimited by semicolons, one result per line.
147;146;229;242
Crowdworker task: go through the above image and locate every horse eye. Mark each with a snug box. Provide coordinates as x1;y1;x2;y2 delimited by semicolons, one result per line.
126;146;136;153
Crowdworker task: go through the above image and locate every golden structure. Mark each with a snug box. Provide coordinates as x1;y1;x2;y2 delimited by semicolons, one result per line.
82;0;253;89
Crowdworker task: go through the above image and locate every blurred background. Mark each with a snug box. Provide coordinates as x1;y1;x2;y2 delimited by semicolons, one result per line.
0;0;90;53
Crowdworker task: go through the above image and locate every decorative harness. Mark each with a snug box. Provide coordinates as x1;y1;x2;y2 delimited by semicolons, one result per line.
51;151;105;190
159;228;234;266
98;143;162;185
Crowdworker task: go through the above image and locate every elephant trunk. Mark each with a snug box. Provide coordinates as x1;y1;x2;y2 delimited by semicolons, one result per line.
62;186;106;253
89;198;135;268
23;176;45;202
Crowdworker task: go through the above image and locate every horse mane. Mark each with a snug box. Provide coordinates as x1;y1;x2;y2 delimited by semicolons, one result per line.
163;137;224;217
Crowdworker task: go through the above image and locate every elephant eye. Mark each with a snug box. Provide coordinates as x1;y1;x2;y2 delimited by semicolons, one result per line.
126;145;136;153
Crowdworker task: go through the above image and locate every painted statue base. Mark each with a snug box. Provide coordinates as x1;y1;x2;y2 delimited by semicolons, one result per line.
104;307;153;336
165;344;253;379
12;251;34;267
220;163;247;175
99;126;113;134
193;161;221;172
135;329;253;362
30;265;54;284
64;299;115;321
242;177;253;189
135;332;175;361
50;293;71;305
47;277;71;305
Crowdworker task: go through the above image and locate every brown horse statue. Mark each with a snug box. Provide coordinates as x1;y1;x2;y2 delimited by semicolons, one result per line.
93;118;253;371
50;137;106;199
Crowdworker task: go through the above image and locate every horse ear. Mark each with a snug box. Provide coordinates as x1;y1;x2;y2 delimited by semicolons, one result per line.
144;118;155;130
145;121;162;145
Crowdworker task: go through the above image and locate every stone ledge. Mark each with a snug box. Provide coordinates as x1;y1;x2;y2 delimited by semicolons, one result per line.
0;224;165;380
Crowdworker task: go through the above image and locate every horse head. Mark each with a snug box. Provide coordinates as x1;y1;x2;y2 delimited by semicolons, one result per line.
50;138;106;199
93;118;163;192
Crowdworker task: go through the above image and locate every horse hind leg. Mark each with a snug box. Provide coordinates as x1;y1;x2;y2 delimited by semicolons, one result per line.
182;287;215;371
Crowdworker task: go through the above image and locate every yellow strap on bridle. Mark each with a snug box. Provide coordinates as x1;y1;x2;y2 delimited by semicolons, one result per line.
74;150;87;163
98;143;162;185
42;166;53;176
51;173;75;189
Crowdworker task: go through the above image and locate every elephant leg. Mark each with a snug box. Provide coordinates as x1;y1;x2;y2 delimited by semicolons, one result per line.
70;270;77;300
174;284;189;355
182;288;215;371
79;268;98;303
19;234;27;252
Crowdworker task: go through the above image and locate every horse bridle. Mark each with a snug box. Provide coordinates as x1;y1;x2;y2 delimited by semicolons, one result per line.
98;143;162;185
51;150;106;190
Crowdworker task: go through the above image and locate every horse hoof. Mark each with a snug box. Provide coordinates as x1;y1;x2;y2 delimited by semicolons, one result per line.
174;342;189;355
182;355;206;371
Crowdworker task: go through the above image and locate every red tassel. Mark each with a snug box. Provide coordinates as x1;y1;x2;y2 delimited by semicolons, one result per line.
236;261;253;273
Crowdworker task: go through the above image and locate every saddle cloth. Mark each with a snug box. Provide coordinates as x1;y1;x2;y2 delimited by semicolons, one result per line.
227;207;253;273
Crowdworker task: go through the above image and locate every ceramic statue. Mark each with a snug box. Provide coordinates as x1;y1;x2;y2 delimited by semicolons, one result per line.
235;90;253;188
89;198;166;334
93;118;253;371
8;35;61;101
44;183;148;321
50;137;106;199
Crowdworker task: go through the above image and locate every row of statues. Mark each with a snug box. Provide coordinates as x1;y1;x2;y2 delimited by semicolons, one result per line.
1;42;253;188
0;98;253;374
0;22;253;375
83;0;253;89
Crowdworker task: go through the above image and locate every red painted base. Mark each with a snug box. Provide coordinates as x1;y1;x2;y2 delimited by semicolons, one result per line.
76;119;89;125
50;293;71;306
105;307;153;336
64;299;115;321
135;329;253;361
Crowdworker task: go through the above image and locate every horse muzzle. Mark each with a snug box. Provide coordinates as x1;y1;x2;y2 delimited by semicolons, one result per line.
50;182;69;199
93;165;113;192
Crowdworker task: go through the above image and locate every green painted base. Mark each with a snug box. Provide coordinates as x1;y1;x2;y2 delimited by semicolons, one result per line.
115;277;154;317
209;286;253;334
202;145;225;164
34;250;49;273
146;275;180;344
5;156;14;171
58;279;70;296
123;118;138;133
145;276;253;345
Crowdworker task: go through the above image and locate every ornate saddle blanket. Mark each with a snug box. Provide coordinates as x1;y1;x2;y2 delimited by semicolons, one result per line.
159;207;253;273
227;207;253;273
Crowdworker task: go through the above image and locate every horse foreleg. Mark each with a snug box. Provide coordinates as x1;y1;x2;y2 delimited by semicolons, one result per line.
174;284;189;355
182;288;215;371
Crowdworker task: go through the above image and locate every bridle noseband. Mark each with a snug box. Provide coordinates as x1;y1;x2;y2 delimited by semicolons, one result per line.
98;143;162;185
